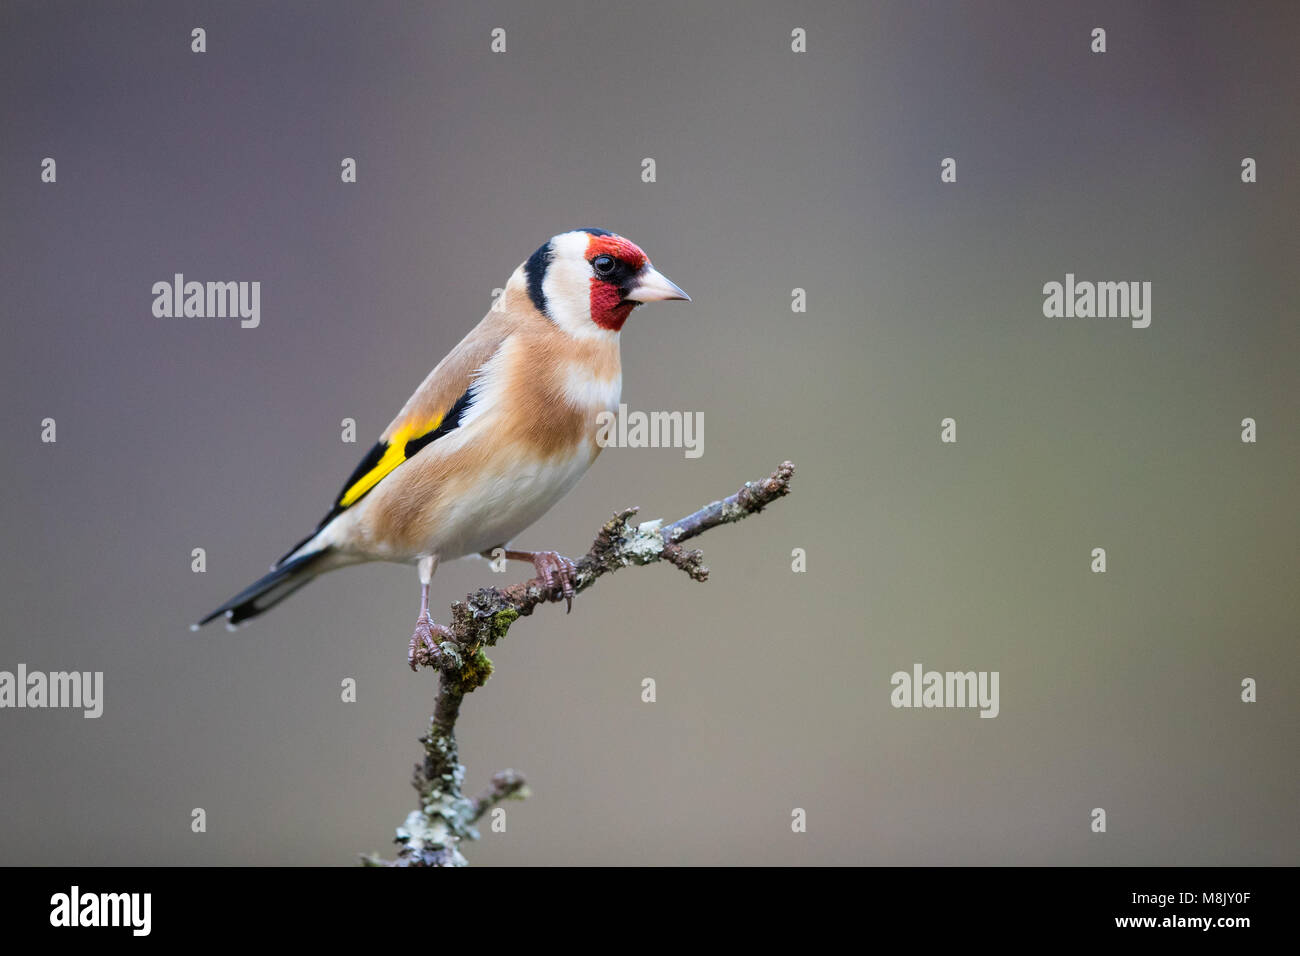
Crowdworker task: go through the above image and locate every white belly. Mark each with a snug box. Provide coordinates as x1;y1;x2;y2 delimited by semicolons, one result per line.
431;446;598;560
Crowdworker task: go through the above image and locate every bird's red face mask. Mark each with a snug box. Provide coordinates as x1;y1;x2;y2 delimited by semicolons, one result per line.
584;233;690;332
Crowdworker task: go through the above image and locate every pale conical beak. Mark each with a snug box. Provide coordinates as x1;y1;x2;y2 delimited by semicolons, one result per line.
625;265;691;303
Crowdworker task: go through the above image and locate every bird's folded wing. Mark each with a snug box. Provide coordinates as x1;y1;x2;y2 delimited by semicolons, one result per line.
275;313;513;566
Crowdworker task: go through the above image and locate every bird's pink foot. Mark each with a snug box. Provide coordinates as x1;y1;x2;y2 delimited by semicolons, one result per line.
407;612;453;671
529;550;577;612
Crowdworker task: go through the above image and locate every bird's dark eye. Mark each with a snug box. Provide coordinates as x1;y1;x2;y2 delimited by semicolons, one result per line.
592;255;616;276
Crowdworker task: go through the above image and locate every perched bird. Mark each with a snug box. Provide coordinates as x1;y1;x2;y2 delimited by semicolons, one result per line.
195;228;689;667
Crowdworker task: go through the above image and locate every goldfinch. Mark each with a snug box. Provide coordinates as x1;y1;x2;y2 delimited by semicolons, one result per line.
196;228;689;666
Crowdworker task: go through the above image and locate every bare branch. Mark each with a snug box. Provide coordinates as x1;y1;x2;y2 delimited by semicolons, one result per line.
469;770;530;824
367;460;796;866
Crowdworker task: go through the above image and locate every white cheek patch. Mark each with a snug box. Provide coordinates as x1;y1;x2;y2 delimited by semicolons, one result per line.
542;231;617;341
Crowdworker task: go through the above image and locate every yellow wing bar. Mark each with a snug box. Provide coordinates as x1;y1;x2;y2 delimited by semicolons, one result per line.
337;419;431;508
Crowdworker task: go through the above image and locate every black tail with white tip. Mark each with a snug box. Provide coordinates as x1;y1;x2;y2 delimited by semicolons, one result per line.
195;549;330;629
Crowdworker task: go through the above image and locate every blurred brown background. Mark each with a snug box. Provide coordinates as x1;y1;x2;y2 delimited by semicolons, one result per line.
1;0;1296;865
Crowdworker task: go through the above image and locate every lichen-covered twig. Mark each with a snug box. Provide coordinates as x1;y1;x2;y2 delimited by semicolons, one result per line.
364;460;795;866
469;770;530;824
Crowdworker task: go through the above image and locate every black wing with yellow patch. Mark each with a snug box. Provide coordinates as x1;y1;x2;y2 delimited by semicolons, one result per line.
275;388;472;565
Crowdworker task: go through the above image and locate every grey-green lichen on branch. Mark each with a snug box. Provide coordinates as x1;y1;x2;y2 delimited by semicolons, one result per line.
363;460;796;866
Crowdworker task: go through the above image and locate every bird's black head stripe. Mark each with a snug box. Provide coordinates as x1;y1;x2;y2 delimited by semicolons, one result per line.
524;240;553;317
